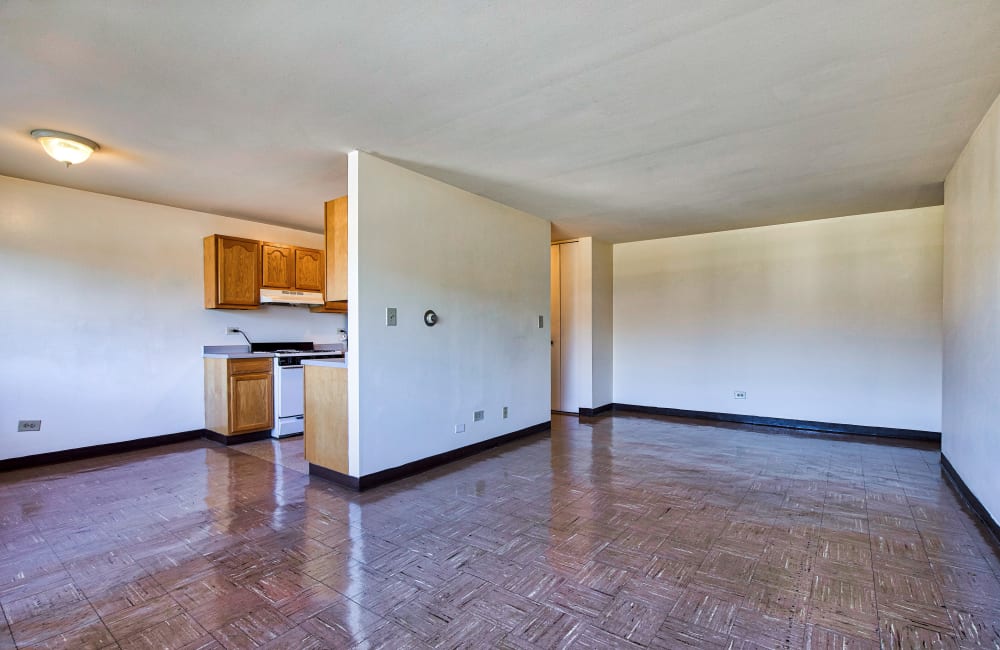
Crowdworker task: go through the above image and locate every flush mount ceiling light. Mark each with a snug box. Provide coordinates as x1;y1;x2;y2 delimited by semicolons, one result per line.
30;129;100;166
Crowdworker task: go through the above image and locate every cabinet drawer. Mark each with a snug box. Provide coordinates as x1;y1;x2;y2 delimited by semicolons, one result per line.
228;357;273;375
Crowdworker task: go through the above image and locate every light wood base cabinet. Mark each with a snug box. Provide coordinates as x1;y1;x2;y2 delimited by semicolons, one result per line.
304;364;348;473
205;357;273;437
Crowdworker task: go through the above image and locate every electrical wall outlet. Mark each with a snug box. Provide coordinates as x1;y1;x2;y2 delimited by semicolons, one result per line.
18;420;41;432
502;406;509;419
474;410;485;422
734;391;747;400
386;307;397;326
226;327;240;335
454;423;465;434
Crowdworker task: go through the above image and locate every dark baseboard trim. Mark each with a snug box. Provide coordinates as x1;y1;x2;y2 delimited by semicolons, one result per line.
0;429;207;472
611;403;940;442
579;404;613;417
309;463;360;490
941;454;1000;547
202;429;271;446
310;421;551;491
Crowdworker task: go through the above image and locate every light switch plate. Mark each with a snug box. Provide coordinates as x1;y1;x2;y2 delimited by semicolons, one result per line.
386;307;397;326
538;315;544;328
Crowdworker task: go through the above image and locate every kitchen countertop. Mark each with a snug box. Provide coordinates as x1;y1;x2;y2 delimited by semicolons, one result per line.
301;359;348;368
202;343;344;359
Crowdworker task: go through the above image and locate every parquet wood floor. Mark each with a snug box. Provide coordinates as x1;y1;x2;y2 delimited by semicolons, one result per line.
1;413;997;649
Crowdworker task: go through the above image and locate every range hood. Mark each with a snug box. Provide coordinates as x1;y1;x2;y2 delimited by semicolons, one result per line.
259;288;325;306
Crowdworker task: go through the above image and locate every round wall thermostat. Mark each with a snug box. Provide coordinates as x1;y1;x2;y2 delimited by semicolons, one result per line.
424;309;438;326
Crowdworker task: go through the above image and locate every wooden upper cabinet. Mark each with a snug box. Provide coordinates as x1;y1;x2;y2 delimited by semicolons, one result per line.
204;235;260;309
325;196;348;302
261;243;324;292
261;243;293;289
294;247;324;292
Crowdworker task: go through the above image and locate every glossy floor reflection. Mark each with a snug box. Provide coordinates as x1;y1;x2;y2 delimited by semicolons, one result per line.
1;413;998;649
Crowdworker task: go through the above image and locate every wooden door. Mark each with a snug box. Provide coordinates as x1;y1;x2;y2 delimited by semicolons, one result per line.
229;372;273;434
294;247;324;292
550;244;562;412
261;243;293;289
325;197;348;301
216;236;260;307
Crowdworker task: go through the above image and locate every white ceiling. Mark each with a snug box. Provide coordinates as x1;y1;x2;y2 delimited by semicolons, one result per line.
2;1;999;243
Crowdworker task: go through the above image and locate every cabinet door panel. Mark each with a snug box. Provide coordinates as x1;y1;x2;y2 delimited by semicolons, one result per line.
229;373;273;433
294;247;324;292
262;243;293;289
218;237;260;307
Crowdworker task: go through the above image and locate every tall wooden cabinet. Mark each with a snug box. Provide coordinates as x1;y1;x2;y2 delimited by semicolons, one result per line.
205;357;274;441
326;196;348;302
204;235;261;309
311;196;349;313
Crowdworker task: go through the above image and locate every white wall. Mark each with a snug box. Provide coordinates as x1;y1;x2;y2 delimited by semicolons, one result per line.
349;152;550;476
0;175;345;459
943;92;1000;521
613;207;943;432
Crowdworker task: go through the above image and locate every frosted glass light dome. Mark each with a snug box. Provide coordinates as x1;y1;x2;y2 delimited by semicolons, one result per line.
30;130;100;166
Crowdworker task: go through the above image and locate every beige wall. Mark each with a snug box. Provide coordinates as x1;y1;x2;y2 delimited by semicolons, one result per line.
591;238;614;408
613;207;943;432
943;91;1000;520
552;237;613;412
0;175;343;459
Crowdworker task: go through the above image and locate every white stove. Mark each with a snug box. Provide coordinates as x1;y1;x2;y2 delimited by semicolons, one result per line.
249;342;344;438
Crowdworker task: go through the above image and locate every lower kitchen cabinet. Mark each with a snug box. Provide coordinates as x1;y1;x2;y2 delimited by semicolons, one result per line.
205;357;273;441
304;363;348;473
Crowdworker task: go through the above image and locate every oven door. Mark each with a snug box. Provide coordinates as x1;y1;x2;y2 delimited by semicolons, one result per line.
277;366;305;419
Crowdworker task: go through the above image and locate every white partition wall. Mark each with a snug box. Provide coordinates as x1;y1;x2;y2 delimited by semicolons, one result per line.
943;91;1000;521
348;152;551;477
